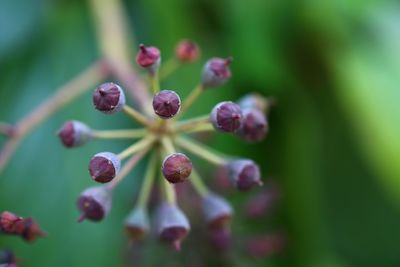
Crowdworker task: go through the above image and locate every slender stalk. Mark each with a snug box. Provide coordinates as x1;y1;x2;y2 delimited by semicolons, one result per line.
107;150;147;190
178;84;203;117
179;123;214;134
160;58;180;79
175;115;210;133
150;72;160;95
161;137;176;155
161;174;176;204
136;152;158;207
0;61;108;174
92;128;146;139
190;168;209;197
122;105;152;127
89;0;152;114
175;136;227;165
118;136;156;160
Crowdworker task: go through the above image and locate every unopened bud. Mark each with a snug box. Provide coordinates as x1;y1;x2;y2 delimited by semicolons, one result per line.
0;211;45;242
162;153;192;183
89;152;121;183
208;227;231;251
152;90;181;119
136;44;161;74
175;40;200;63
226;159;262;191
57;120;93;148
237;93;270;113
77;186;112;222
201;57;232;89
124;207;149;240
210;101;242;132
236;108;268;142
93;83;126;114
202;193;232;229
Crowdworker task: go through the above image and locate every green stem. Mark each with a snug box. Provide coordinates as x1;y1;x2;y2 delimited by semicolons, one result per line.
150;71;160;95
175;136;227;165
190;168;209;197
92;128;146;139
161;175;176;204
161;137;176;155
160;58;180;80
118;136;156;160
122;105;152;127
137;152;159;207
180;123;214;134
175;115;210;133
178;84;203;117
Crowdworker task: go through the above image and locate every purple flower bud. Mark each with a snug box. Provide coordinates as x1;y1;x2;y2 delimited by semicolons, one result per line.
236;108;268;142
201;57;232;88
202;193;233;229
154;202;190;251
175;40;200;63
77;186;112;222
208;227;231;251
162;153;192;184
89;152;121;183
57;120;93;148
226;159;262;191
152;90;181;119
136;44;161;74
124;207;149;240
0;249;17;265
243;183;279;219
237;93;269;113
210;101;242;132
93;83;126;114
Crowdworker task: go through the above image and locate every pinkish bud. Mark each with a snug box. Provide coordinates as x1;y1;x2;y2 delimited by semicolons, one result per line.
124;207;149;240
77;186;112;222
0;249;17;265
93;83;126;114
208;227;231;251
237;93;270;113
210;101;242;132
136;44;161;74
243;184;279;219
57;120;93;148
154;202;190;251
201;57;232;88
175;40;200;63
152;90;181;119
162;153;192;184
236;108;268;142
202;193;233;229
89;152;121;183
226;159;262;191
0;211;46;242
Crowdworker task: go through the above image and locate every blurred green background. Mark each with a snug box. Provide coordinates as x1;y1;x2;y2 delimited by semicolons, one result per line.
1;0;400;266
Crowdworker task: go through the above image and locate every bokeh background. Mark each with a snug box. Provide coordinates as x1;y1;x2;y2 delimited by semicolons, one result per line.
1;0;400;266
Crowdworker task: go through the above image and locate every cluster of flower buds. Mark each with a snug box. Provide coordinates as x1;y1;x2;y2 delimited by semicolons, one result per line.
57;39;272;251
0;211;45;242
0;249;17;267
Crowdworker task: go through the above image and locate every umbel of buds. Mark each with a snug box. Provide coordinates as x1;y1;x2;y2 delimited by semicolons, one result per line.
125;207;150;240
0;211;45;242
226;159;262;191
57;120;93;148
236;108;268;142
77;186;112;222
201;57;232;88
89;152;121;183
136;44;161;74
152;90;181;119
210;101;242;132
162;153;192;183
154;202;190;251
202;193;233;229
93;82;126;114
175;40;200;63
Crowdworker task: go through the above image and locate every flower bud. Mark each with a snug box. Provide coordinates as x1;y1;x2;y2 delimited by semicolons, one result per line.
93;82;126;114
175;40;200;63
89;152;121;183
162;153;192;183
152;90;181;119
0;211;46;242
77;186;112;222
210;101;242;132
237;93;270;113
154;202;190;251
236;108;268;142
208;227;231;251
201;57;232;88
243;183;279;219
202;193;233;229
0;249;16;265
226;159;262;191
124;207;149;240
57;120;93;148
136;44;161;74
